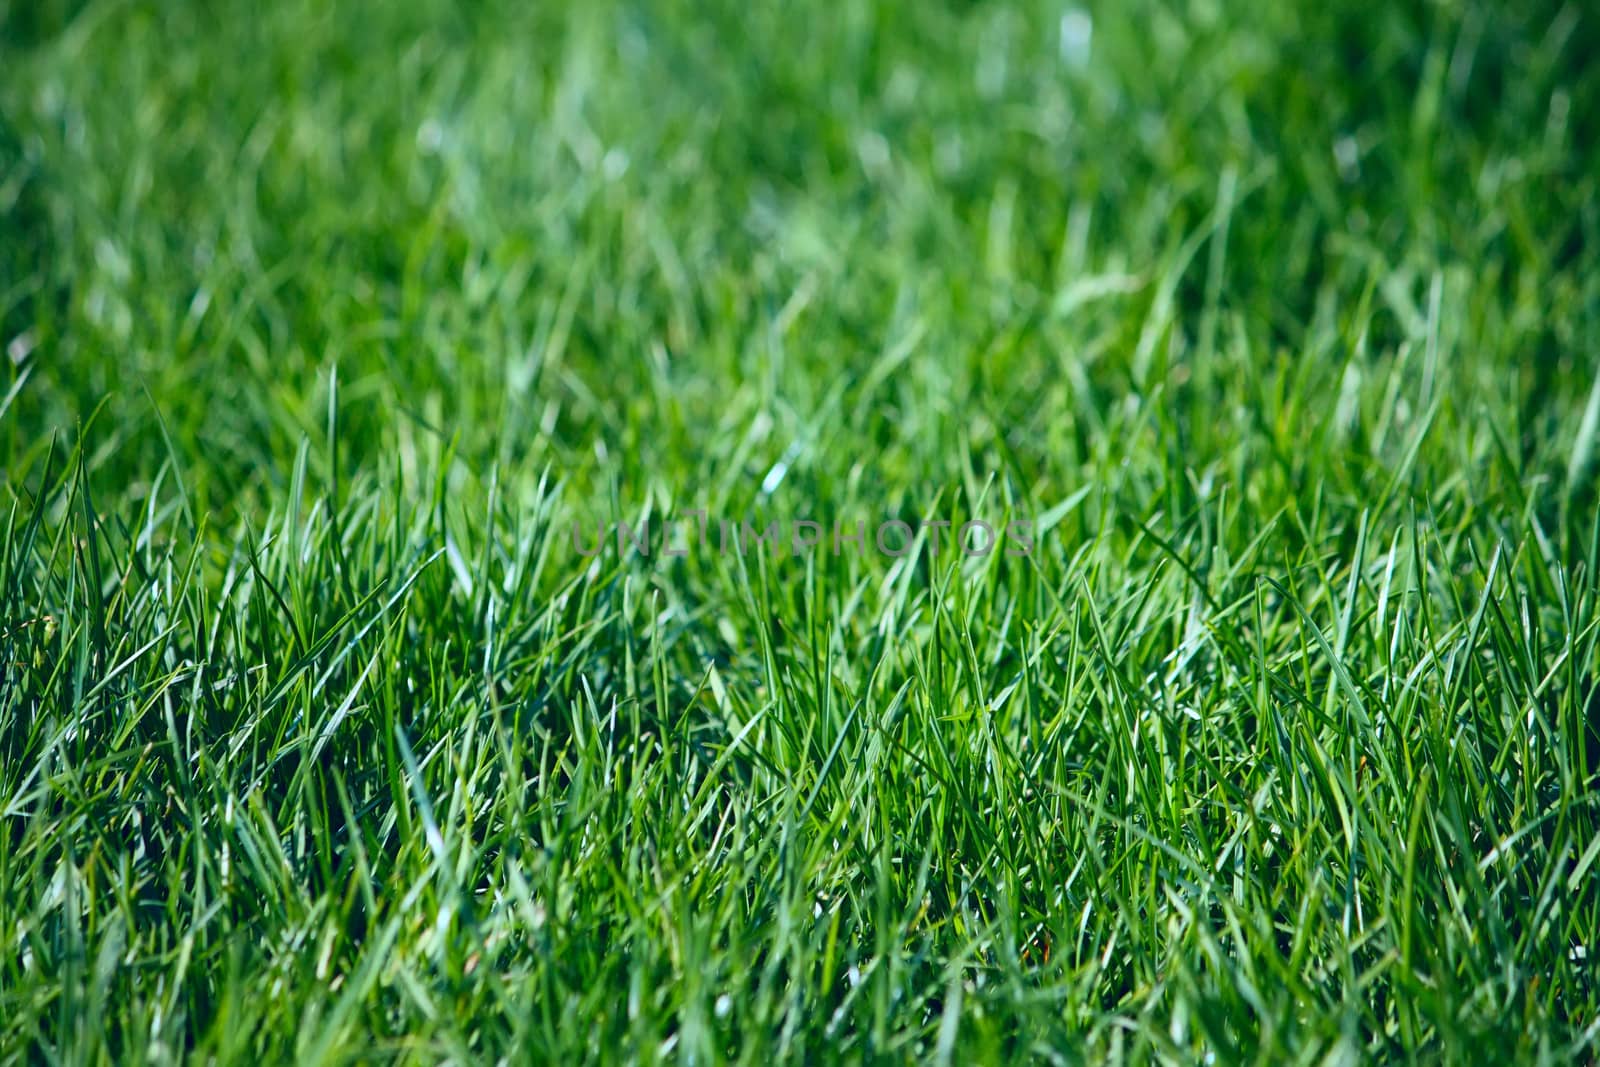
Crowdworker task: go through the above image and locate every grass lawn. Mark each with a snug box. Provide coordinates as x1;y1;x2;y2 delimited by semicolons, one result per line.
4;0;1600;1061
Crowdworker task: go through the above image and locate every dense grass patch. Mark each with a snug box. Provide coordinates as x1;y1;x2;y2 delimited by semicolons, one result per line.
3;0;1600;1061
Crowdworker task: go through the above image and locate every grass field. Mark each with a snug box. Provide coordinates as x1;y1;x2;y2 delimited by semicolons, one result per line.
4;0;1600;1061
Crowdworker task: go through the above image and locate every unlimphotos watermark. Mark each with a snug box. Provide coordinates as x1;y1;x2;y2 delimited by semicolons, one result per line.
571;514;1036;560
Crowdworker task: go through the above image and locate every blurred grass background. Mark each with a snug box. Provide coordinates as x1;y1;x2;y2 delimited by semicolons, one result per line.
5;0;1596;509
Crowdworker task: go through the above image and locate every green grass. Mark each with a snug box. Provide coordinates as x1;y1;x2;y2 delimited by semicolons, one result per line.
3;0;1600;1061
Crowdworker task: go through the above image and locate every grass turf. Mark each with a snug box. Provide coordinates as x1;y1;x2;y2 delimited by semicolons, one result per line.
4;0;1600;1061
